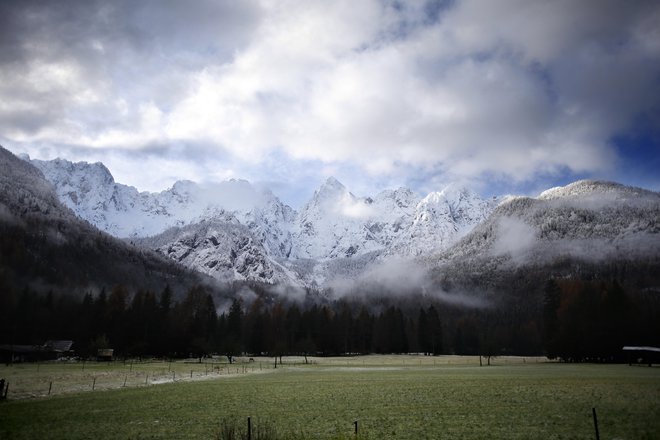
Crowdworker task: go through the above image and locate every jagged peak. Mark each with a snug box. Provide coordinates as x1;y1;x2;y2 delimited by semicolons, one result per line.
420;184;477;206
32;156;115;185
307;176;351;206
319;176;346;192
374;187;418;208
439;183;478;200
377;186;415;198
170;179;197;194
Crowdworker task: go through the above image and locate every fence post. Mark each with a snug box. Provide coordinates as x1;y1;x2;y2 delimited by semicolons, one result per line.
592;407;600;440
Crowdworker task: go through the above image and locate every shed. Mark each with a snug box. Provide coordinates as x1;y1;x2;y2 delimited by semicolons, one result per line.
622;346;660;366
97;348;114;361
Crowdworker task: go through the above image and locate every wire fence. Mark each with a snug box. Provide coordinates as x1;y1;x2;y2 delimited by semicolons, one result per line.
0;355;551;400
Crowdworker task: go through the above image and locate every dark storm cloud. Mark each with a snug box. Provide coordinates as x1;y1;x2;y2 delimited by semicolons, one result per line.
0;0;261;64
0;0;262;137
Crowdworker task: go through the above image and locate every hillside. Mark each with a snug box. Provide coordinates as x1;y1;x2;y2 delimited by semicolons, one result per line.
30;156;497;286
0;146;214;297
430;180;660;292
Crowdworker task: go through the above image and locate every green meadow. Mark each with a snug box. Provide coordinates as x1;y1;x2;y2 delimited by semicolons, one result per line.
1;356;659;440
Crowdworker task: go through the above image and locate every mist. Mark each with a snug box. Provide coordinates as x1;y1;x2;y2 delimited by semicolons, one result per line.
490;216;537;262
326;256;491;309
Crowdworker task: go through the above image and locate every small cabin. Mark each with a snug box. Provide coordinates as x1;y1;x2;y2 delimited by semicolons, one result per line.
97;348;114;361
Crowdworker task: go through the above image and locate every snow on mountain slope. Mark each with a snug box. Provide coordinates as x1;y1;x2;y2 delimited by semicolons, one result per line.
291;177;395;260
30;158;295;254
31;157;184;237
134;217;300;285
434;180;660;274
28;156;497;285
1;149;63;221
290;177;495;260
391;184;499;256
10;149;660;293
0;146;212;294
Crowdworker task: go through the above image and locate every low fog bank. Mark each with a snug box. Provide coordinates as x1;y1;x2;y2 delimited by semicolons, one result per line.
324;256;492;309
490;216;537;263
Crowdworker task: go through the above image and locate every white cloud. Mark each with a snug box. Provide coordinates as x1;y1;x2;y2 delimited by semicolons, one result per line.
1;0;659;198
338;193;376;219
491;216;537;259
162;0;658;184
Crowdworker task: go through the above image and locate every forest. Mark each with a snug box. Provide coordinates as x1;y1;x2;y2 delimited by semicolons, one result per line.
1;277;658;363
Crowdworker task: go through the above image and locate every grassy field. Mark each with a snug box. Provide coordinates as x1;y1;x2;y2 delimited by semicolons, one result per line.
1;356;659;439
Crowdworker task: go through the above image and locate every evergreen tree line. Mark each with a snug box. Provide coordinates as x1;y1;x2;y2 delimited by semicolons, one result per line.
1;279;658;362
542;279;660;362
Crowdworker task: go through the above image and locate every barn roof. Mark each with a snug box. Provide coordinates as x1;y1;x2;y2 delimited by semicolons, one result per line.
0;340;74;353
44;340;74;352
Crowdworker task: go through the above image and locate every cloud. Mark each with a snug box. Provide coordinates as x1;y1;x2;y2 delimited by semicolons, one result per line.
0;0;261;142
0;202;20;225
154;0;660;183
339;195;376;219
491;216;537;260
1;0;659;199
327;255;490;307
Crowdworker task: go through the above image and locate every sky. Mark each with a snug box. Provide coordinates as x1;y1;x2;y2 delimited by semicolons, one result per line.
1;0;659;208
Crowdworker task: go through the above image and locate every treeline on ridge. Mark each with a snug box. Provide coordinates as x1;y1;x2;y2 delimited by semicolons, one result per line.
2;277;658;363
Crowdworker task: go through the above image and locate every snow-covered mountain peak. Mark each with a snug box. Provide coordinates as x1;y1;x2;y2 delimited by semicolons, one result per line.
300;177;375;221
538;179;657;201
170;179;196;195
29;157;144;235
419;183;480;208
321;176;345;190
374;187;418;209
28;155;500;285
436;178;660;273
416;184;490;221
439;183;478;200
384;183;500;257
33;157;116;188
310;177;351;205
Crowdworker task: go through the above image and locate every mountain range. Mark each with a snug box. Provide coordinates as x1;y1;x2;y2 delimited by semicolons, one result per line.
429;180;660;295
0;147;214;298
29;156;499;287
2;146;659;298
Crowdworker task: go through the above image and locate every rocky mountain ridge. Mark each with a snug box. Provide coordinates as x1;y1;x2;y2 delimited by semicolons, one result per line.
0;147;213;296
430;180;660;290
29;156;497;285
25;155;659;290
